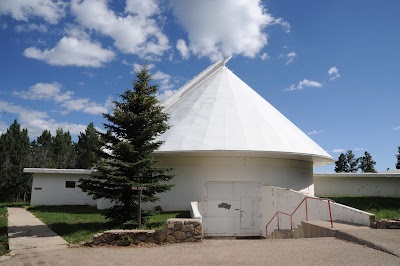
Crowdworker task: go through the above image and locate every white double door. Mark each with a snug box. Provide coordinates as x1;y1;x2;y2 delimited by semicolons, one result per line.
205;182;260;236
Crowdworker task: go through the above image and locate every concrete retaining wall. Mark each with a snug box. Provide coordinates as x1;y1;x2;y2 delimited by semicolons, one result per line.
314;173;400;197
262;186;375;237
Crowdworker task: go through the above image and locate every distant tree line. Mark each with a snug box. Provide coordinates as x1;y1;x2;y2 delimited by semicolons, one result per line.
334;150;378;173
0;120;101;201
335;148;400;173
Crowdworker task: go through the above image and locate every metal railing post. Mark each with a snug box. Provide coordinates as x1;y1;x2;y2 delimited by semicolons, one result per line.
328;200;333;228
277;213;280;230
305;198;308;221
290;216;293;230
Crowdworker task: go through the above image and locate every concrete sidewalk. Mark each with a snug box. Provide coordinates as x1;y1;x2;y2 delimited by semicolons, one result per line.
302;220;400;257
336;229;400;257
7;207;68;255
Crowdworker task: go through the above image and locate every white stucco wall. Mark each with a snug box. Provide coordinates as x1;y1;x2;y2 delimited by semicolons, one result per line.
30;173;96;206
314;173;400;197
261;186;374;237
149;155;313;211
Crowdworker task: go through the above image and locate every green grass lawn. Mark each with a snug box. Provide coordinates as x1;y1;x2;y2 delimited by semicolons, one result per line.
29;205;190;244
0;206;8;256
326;197;400;219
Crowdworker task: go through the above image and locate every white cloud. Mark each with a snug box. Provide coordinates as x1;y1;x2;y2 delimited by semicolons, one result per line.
104;96;114;111
284;79;322;92
332;149;345;153
272;17;291;33
153;71;173;91
0;0;66;24
328;66;341;80
14;82;72;102
24;36;115;67
283;84;297;92
176;39;190;60
125;0;159;17
298;79;322;89
14;82;107;115
61;98;107;115
0;120;7;135
393;125;400;131
0;100;87;137
171;0;275;61
15;23;48;33
286;51;297;64
71;0;169;57
353;148;364;151
157;89;176;102
259;53;269;61
307;130;322;136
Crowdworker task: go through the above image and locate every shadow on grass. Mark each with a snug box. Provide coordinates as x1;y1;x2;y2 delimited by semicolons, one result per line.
29;205;106;215
328;197;400;211
0;202;29;208
47;222;112;236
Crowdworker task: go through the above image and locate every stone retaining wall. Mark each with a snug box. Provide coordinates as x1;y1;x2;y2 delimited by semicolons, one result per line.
165;218;202;243
372;218;400;229
89;218;202;246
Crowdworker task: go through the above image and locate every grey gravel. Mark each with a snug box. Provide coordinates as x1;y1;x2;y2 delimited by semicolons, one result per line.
1;238;400;266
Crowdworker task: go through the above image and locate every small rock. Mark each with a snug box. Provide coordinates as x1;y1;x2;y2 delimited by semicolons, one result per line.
174;223;183;231
145;237;159;244
166;235;176;243
159;231;167;242
173;231;187;240
194;225;203;235
182;225;194;232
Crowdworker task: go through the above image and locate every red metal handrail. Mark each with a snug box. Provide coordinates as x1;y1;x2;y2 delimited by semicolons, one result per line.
265;196;335;237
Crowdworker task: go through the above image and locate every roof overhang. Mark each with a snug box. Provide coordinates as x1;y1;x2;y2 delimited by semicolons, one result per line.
24;168;93;175
314;172;400;178
154;150;334;166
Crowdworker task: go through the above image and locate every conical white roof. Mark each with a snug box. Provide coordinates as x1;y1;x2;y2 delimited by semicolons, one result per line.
156;57;333;166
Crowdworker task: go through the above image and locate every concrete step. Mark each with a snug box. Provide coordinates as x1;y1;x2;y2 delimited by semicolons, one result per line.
268;229;294;239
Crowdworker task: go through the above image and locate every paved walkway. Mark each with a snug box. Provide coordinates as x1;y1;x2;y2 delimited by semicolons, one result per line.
336;229;400;257
1;209;399;265
1;238;400;266
6;207;68;255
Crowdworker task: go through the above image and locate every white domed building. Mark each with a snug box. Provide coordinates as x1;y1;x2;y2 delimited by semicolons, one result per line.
152;57;334;236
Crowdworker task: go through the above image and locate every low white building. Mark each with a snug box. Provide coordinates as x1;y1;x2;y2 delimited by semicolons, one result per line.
28;57;377;237
27;168;96;207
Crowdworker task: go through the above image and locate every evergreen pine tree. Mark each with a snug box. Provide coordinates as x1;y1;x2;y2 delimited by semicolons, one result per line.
52;128;76;168
0;120;31;201
76;122;101;169
359;151;377;173
79;65;173;226
31;130;54;167
396;146;400;170
334;150;359;172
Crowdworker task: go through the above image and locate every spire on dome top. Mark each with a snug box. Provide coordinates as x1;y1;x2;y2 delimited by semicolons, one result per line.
223;55;232;65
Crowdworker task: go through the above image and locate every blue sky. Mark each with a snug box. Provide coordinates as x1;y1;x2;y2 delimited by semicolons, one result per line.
0;0;399;172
